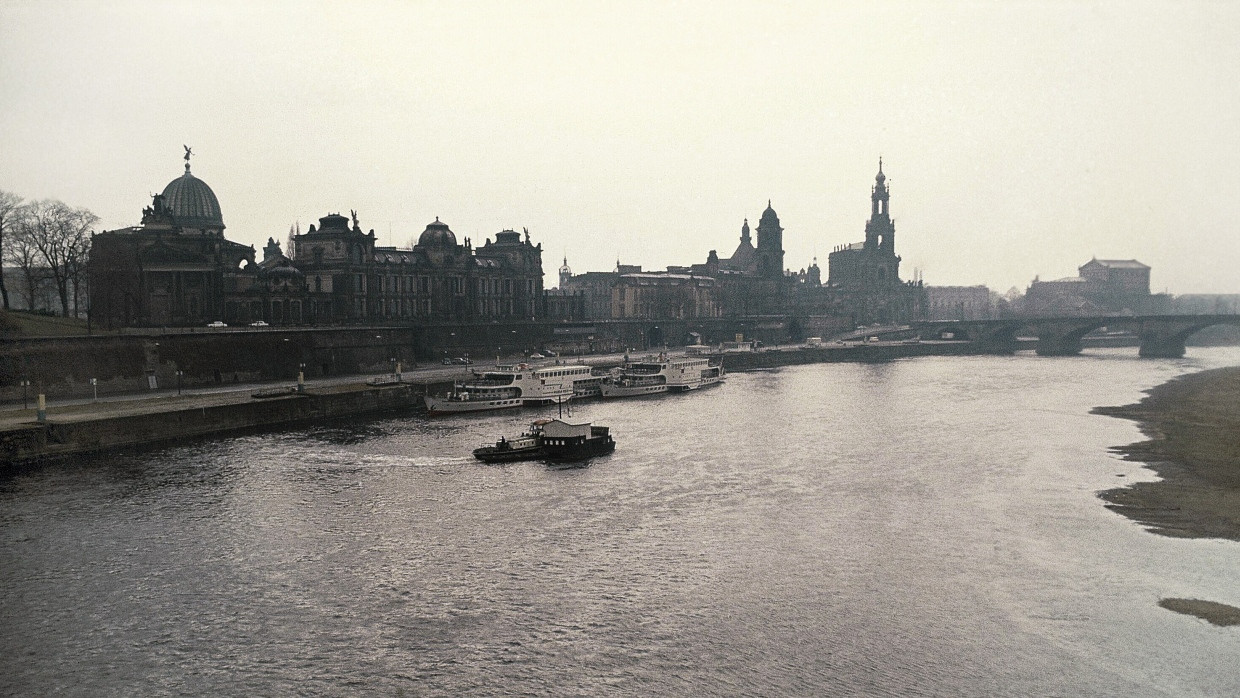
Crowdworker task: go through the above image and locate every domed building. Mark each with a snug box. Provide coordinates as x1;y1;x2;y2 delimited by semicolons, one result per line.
88;154;258;328
157;162;226;233
755;201;785;281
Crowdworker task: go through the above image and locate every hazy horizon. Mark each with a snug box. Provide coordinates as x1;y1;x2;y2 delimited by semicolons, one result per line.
2;1;1238;294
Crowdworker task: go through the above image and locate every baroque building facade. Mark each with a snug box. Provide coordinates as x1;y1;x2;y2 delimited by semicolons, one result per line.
925;285;993;320
89;157;259;328
89;156;544;328
289;213;543;324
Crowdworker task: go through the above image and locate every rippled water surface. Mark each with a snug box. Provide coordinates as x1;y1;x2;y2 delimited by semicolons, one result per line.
4;348;1240;696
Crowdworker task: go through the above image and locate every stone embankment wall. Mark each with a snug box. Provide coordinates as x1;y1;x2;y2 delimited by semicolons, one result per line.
1;382;436;466
0;328;424;403
716;341;986;371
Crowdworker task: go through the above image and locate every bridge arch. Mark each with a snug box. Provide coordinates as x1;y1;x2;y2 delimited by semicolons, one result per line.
1130;317;1240;358
914;314;1240;358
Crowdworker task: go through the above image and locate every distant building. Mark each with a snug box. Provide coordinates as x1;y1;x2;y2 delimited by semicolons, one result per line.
1079;258;1150;294
88;158;258;327
926;285;993;320
720;219;757;274
610;273;718;320
291;215;544;324
681;204;793;317
553;161;928;327
558;266;629;320
544;287;587;321
824;160;926;324
240;237;308;323
1169;294;1240;315
89;154;545;328
1025;258;1165;316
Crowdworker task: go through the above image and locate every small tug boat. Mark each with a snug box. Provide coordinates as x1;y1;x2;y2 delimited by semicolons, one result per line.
471;419;615;463
472;420;550;463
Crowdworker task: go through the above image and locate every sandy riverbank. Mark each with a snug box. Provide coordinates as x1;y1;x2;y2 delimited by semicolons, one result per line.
1095;365;1240;626
1094;365;1240;541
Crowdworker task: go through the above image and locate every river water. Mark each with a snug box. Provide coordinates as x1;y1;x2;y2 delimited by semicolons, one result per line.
4;348;1240;697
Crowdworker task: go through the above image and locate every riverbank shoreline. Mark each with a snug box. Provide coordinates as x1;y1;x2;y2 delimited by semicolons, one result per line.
1;340;990;467
1094;365;1240;542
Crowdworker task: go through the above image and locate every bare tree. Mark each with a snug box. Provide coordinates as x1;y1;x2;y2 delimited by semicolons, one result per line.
5;212;46;311
0;189;23;310
17;199;98;317
66;224;92;316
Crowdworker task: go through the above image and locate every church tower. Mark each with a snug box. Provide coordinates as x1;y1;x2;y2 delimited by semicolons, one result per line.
864;159;895;256
756;201;785;280
558;255;572;288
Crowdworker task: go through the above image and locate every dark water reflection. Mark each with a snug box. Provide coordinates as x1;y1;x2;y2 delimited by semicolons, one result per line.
4;348;1240;697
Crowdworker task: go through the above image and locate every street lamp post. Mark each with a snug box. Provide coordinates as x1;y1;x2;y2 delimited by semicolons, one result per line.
91;378;98;402
176;370;184;396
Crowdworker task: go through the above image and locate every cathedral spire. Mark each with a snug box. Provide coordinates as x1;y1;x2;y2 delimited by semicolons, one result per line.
872;157;889;218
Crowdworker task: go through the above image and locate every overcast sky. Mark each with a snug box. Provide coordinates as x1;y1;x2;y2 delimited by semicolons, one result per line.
2;1;1238;293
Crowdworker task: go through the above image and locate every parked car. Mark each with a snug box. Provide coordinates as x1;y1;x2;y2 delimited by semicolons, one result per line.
206;321;227;328
452;357;473;365
528;353;544;359
249;320;268;327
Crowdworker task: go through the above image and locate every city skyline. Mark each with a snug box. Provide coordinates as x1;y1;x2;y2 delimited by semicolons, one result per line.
2;1;1239;294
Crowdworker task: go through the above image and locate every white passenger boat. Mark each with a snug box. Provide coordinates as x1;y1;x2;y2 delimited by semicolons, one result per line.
424;363;600;414
600;354;725;398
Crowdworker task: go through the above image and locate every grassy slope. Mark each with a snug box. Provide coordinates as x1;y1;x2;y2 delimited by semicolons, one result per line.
0;310;91;337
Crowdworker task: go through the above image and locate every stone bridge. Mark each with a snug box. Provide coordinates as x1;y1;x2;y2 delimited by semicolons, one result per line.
913;315;1240;358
